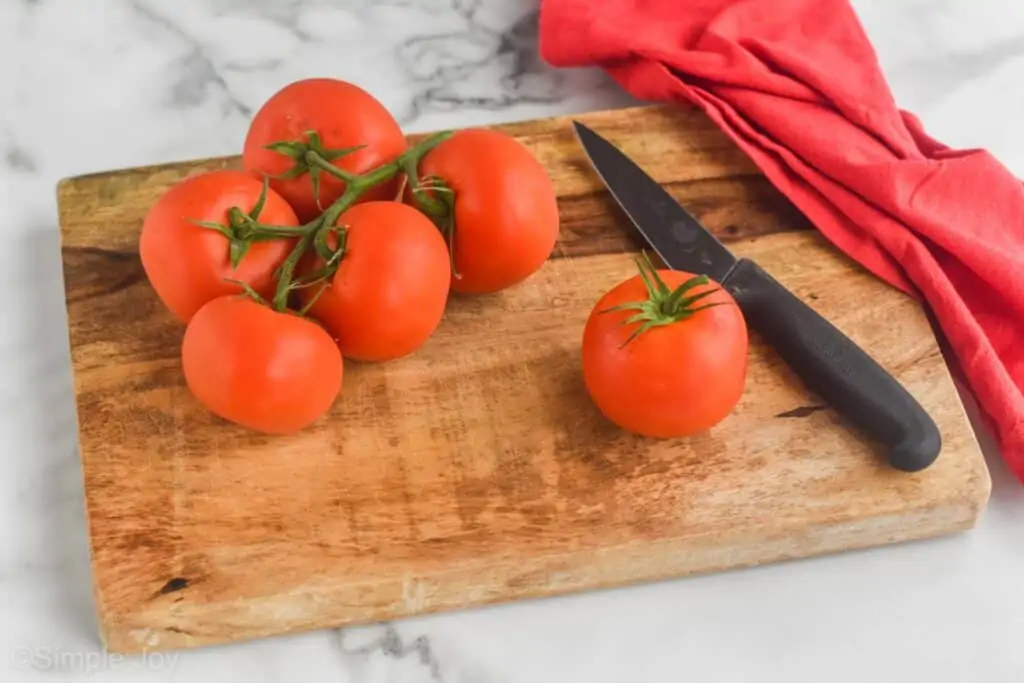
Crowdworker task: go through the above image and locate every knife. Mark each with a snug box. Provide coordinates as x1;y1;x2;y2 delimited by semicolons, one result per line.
572;121;941;473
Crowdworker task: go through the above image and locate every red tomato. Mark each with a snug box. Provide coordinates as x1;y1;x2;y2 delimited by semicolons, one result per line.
297;201;451;362
242;78;408;222
414;128;559;294
181;296;343;434
581;261;748;438
139;170;297;324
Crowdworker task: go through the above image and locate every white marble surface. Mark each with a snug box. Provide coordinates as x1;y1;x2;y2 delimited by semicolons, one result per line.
2;0;1024;681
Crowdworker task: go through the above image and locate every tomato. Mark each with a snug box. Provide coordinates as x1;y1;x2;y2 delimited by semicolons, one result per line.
139;170;297;324
242;78;408;222
297;201;450;362
414;128;559;294
181;296;343;434
581;258;748;438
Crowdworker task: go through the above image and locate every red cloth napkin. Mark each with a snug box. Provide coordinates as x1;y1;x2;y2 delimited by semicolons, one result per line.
540;0;1024;481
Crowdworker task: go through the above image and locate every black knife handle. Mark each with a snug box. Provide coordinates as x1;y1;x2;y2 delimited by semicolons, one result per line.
725;259;941;472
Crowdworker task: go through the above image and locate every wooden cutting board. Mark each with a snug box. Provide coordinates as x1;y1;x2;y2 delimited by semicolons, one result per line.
58;104;991;654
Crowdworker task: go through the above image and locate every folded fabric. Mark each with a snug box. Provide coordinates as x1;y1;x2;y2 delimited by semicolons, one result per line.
539;0;1024;482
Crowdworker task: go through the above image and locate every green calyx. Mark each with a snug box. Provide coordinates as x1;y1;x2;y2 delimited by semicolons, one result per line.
264;129;365;211
191;176;302;269
603;251;724;346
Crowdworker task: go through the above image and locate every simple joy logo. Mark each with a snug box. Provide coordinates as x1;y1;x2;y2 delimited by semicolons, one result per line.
11;646;179;674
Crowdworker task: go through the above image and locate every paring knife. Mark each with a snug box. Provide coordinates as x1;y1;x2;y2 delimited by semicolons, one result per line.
572;121;941;473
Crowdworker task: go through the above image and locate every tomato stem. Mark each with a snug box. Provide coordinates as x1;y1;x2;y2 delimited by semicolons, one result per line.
263;131;365;210
403;161;448;218
224;278;268;306
406;174;459;278
601;251;727;347
307;151;358;184
264;130;454;313
296;282;329;317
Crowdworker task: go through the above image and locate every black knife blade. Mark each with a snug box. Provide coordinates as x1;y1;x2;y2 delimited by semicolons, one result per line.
572;120;941;473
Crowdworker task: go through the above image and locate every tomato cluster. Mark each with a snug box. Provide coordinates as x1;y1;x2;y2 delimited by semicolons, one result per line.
139;77;559;434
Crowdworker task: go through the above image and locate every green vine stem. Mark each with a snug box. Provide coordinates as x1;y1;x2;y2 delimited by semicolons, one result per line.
259;130;454;312
403;173;458;277
400;158;449;219
602;252;726;346
196;131;453;313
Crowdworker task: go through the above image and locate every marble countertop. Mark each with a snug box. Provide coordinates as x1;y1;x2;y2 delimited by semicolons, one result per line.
3;0;1024;681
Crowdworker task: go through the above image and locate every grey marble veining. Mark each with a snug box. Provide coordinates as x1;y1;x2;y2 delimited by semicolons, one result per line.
335;625;445;682
1;1;1023;681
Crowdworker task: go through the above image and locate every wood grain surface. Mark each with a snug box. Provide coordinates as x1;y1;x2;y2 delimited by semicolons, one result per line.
57;104;991;654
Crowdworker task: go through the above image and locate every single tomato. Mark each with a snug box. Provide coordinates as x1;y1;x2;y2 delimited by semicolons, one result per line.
242;78;408;222
139;170;297;324
581;256;748;438
297;201;451;362
181;296;343;434
413;128;559;294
